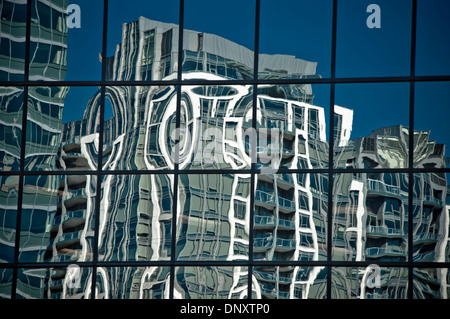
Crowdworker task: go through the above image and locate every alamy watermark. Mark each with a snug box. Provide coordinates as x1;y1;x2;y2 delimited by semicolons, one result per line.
365;264;381;288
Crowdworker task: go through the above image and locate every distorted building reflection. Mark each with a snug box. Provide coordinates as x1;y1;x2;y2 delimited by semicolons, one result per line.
1;12;449;299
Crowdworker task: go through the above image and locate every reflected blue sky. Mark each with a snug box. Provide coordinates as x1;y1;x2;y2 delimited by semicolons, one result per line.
63;0;450;153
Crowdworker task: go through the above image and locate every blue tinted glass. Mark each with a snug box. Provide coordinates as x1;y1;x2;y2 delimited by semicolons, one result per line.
260;0;332;79
414;82;450;168
416;0;450;76
336;0;412;77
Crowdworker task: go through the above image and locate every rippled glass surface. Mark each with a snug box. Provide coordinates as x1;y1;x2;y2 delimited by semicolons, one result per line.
29;0;103;81
257;84;330;171
177;174;250;261
95;267;170;299
175;266;248;299
107;0;179;81
414;82;450;168
0;268;13;299
0;87;23;171
253;266;327;299
16;266;93;299
413;268;448;299
413;173;448;263
98;174;173;261
25;86;99;171
254;173;328;262
334;83;410;169
183;0;255;80
19;174;96;263
332;173;409;262
102;86;178;170
0;175;16;264
331;267;408;299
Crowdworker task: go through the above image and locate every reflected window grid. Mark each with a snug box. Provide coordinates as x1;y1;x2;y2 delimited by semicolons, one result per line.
0;0;449;300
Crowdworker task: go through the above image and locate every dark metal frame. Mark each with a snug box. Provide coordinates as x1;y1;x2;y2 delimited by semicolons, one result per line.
0;0;449;300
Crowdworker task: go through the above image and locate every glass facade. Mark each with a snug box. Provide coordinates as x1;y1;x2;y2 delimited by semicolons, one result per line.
0;0;449;301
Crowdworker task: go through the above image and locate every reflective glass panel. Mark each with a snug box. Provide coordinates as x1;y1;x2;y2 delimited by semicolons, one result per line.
257;84;330;171
254;173;328;262
178;84;253;170
183;0;255;80
414;82;450;168
103;86;177;171
416;0;450;76
259;0;332;79
0;87;23;172
19;174;96;263
334;83;410;169
0;268;13;299
175;266;248;299
413;268;448;299
0;175;18;263
25;86;99;171
253;266;327;299
28;1;103;81
176;174;250;261
16;266;93;299
98;174;173;262
0;1;26;81
413;173;448;263
331;267;408;299
95;266;170;299
107;0;179;81
333;173;409;262
336;0;412;78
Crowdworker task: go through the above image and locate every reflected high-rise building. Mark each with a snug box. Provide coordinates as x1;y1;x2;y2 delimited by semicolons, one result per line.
1;12;448;299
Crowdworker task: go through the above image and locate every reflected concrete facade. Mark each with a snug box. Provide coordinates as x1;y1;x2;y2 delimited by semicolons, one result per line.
1;13;449;299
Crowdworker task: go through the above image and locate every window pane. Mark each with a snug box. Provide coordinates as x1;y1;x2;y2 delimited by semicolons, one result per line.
333;173;409;262
107;0;179;81
103;86;176;171
25;86;99;171
413;173;448;263
0;1;26;81
257;84;330;171
0;86;23;172
29;0;103;81
260;0;332;79
19;174;96;263
16;266;92;299
336;0;412;77
177;174;250;261
179;84;253;170
416;0;450;76
0;176;17;263
0;268;13;299
414;82;450;168
334;83;410;169
413;268;448;299
98;174;173;262
331;267;408;299
255;173;328;262
254;266;326;299
183;0;255;80
175;266;248;299
95;267;170;299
